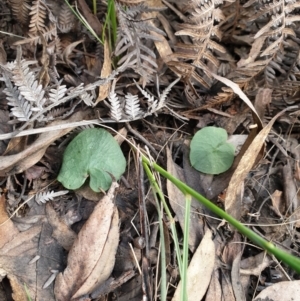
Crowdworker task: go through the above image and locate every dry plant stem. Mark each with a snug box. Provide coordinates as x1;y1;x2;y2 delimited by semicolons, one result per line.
125;122;159;158
142;156;300;274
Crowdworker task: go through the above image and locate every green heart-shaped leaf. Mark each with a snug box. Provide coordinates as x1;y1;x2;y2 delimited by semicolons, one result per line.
57;128;126;192
190;127;235;175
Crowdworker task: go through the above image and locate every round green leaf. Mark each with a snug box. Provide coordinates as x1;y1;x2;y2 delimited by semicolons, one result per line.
189;127;235;175
57;128;126;192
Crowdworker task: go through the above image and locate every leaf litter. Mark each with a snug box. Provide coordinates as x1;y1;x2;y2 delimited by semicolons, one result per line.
1;0;300;300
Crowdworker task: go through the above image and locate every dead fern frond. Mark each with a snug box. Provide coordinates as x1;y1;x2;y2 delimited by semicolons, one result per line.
7;0;30;25
10;59;46;111
29;0;48;36
172;0;227;83
237;0;300;89
48;85;68;103
108;90;123;122
35;190;69;204
57;2;76;33
1;72;32;121
115;3;166;84
125;93;143;120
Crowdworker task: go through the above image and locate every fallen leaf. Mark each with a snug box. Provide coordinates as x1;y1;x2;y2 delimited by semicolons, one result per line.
0;110;90;177
205;269;222;301
77;0;102;36
54;182;120;300
0;226;42;300
46;203;77;251
221;269;235;301
210;72;262;125
171;229;215;301
96;38;112;103
270;190;284;217
231;251;246;301
225;110;286;219
0;194;19;248
253;280;300;301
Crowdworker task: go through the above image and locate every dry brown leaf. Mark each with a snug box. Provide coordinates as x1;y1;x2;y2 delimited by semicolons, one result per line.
171;229;215;301
166;147;202;252
0;194;19;248
3;136;28;156
0;226;42;300
0;110;89;177
231;251;246;301
205;269;222;301
205;78;265;202
54;182;120;300
225;110;286;219
77;0;102;36
270;190;284;217
253;280;300;301
46;203;77;251
96;38;112;104
210;72;262;125
151;29;173;63
221;270;235;301
283;160;298;214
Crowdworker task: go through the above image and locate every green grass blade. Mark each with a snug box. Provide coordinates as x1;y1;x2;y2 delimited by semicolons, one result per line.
181;194;191;301
142;156;300;274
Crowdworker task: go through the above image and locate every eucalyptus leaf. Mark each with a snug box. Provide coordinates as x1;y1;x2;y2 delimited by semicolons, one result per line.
190;127;235;175
57;128;126;192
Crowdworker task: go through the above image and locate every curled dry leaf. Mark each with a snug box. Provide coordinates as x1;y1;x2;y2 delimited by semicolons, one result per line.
171;229;215;301
225;110;286;219
96;38;112;104
54;182;120;300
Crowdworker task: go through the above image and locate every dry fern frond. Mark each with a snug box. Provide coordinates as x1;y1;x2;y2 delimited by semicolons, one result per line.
57;2;76;33
107;78;179;122
29;0;48;36
115;3;166;84
35;190;69;204
7;0;30;25
108;90;123;122
1;72;32;121
14;24;57;45
237;0;300;90
10;59;46;111
172;0;228;87
48;85;68;103
125;93;143;120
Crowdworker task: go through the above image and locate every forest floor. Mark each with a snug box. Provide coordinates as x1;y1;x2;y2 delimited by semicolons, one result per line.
1;0;300;300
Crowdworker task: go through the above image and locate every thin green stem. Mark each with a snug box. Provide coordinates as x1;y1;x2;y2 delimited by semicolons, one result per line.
181;194;191;301
92;0;97;14
143;162;183;275
142;155;300;274
154;194;167;301
64;0;103;44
